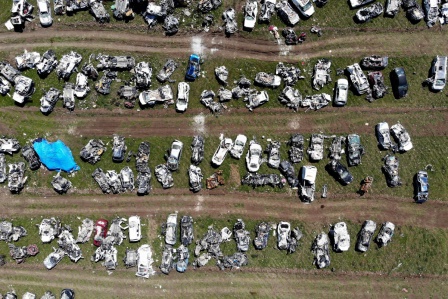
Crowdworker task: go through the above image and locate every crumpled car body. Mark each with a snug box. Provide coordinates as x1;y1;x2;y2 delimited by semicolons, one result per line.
160;246;174;275
13;75;36;104
326;159;353;185
157;59;178;83
113;0;133;20
62;82;75;111
0;137;21;155
38;217;60;243
107;217;128;246
51;172;72;194
356;220;376;252
244;0;258;29
180;215;194;246
287;134;304;163
123;248;138;268
376;222;395;247
440;3;448;25
355;3;383;23
385;0;400;16
188;165;203;192
143;2;165;27
58;229;83;263
403;0;424;22
307;134;324;161
21;145;41;170
43;247;65;270
166;139;183;171
8;162;27;193
346;134;365;166
136;141;150;172
136;244;155;278
217;252;248;269
222;8;238;35
233;219;251;252
279;86;303;111
367;71;387;101
195;225;223;258
241;172;284;188
330;222;350;252
382;155;402;187
346;63;370;95
361;55;389;70
163;14;179;36
212;137;233;166
90;1;110;23
176;244;190;273
176;82;190;112
349;0;374;8
276;1;300;26
1;221;27;242
230;134;247;159
15;50;40;71
155;164;174;189
279;160;299;188
36;49;58;77
112;135;127;163
56;51;82;81
65;0;88;12
277;221;290;250
0;154;7;183
299;165;317;203
390;123;413;152
191;135;204;165
40;87;61;114
414;170;429;203
92;168;111;194
255;72;281;88
215;65;229;85
254;222;270;250
200;90;224;114
0;61;20;83
96;54;135;71
136;170;152;195
106;170;122;194
118;85;138;107
120;166;134;191
81;139;106;164
312;59;332;90
245;90;269;111
76;218;94;244
95;71;117;95
259;0;276;23
0;76;11;96
266;140;281;169
329;136;345;161
74;72;90;99
164;213;177;245
198;0;222;12
139;85;174;107
311;233;330;269
375;122;394;150
132;62;152;89
282;27;299;45
301;93;331;110
246;140;263;172
423;0;439;27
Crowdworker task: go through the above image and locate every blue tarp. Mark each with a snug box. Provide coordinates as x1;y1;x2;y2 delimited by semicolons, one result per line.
33;138;80;172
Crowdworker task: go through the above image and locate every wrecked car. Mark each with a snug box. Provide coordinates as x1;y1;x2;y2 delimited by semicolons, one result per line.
245;90;269;111
39;87;61;114
143;2;166;27
120;166;134;191
355;3;383;23
163;14;179;36
255;72;281;88
440;3;448;25
166;140;183;171
375;122;394;150
426;55;447;92
279;160;299;188
0;61;20;83
326;159;353;185
93;219;109;247
81;139;106;164
278;86;302;111
136;170;152;195
333;78;348;107
156;59;178;83
92;168;111;194
259;0;276;22
385;0;400;16
312;59;332;90
403;0;424;22
382;154;402;187
132;62;152;89
65;0;88;12
112;135;127;163
139;85;174;107
38;218;60;243
51;172;72;194
105;170;122;194
107;217;128;246
118;84;138;108
222;8;238;35
81;60;99;81
76;218;93;244
43;247;65;270
311;233;330;269
62;82;75;111
136;244;155;278
349;0;374;8
191;135;204;165
164;213;178;245
361;55;389;70
21;145;40;171
0;77;11;96
307;134;325;161
113;0;133;20
254;222;270;250
376;221;395;247
15;50;40;71
329;136;345;161
330;222;350;252
56;51;82;81
390;67;408;99
128;216;141;242
13;75;35;104
366;71;387;101
390;123;413;152
8;162;27;193
1;221;27;242
241;172;284;188
230;134;247;159
301;93;331;110
346;134;365;166
0;154;6;183
212;137;233;166
160;246;175;275
185;54;201;81
206;170;225;189
188;165;203;192
246;140;263;172
37;0;52;27
0;137;21;155
356;220;376;252
276;62;304;86
217;87;232;102
423;0;439;27
266;140;281;168
176;82;190;112
198;0;222;12
282;28;299;45
74;72;90;99
217;252;248;269
95;71;117;95
57;229;83;262
96;54;135;71
90;1;110;23
276;1;300;26
180;215;194;246
277;221;290;250
123;248;138;268
414;170;429;203
346;63;370;95
233;219;250;252
288;134;304;163
194;225;223;259
299;165;317;203
155;164;174;189
244;0;258;30
215;65;229;85
200;90;225;114
176;244;190;273
136;141;150;172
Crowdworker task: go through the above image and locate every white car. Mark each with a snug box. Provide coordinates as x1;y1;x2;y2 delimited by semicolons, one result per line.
356;220;377;252
211;137;233;166
331;222;350;252
230;134;247;159
246;141;263;172
376;222;395;247
334;78;348;107
291;0;315;17
375;122;393;150
37;0;52;27
176;82;190;112
128;215;141;242
390;123;413;152
244;0;258;29
136;244;155;278
166;140;183;171
165;213;177;245
74;72;90;98
277;221;291;250
299;165;317;203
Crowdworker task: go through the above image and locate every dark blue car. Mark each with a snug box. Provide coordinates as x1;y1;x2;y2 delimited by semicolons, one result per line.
185;54;200;81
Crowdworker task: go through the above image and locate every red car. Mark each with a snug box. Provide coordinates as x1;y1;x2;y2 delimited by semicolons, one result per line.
93;219;109;247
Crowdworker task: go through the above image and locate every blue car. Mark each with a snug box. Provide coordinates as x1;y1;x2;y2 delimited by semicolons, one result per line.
185;54;200;81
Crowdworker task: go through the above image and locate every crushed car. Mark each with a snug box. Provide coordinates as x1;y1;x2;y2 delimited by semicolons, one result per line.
0;136;21;155
244;90;269;111
311;233;330;269
301;93;331;111
194;225;223;259
217;252;248;270
198;0;222;13
123;248;138;268
0;221;27;242
282;27;299;45
15;50;40;71
180;215;194;246
402;0;424;22
312;59;332;90
376;221;395;247
265;140;281;168
175;244;190;273
355;3;383;23
278;86;302;111
112;135;127;163
414;170;429;203
212;136;233;166
244;0;258;30
276;62;304;86
163;14;179;36
51;172;72;194
382;154;402;187
390;123;413;152
329;136;345;161
155;164;174;189
118;84;138;108
288;134;304;163
58;229;83;263
253;222;270;250
21;145;40;171
37;218;61;243
136;244;156;278
0;154;6;183
356;220;376;252
0;77;11;95
360;55;389;70
80;139;106;164
136;170;152;195
176;82;190;112
255;72;281;88
230;134;247;159
105;170;122;194
136;141;150;172
277;221;290;250
157;59;178;83
8;162;27;193
330;222;350;252
9;243;38;264
90;1;110;23
159;245;175;275
96;54;135;71
276;1;300;26
43;247;65;270
40;87;61;114
120;166;134;191
307;134;324;161
423;0;439;27
190;135;204;165
93;219;109;247
92;168;111;194
217;87;233;103
62;82;75;111
76;218;94;244
74;72;90;99
279;160;299;188
206;170;225;189
299;165;317;203
128;215;141;242
241;172;284;188
107;217;128;246
233;219;250;252
139;85;174;107
112;0;133;20
222;8;238;35
346;63;370;95
385;0;400;16
366;71;387;101
163;213;178;245
375;122;394;150
56;51;82;81
246;140;263;172
425;55;447;92
346;134;365;166
65;0;89;12
259;0;276;22
132;62;152;89
200;90;225;114
188;165;203;192
95;71;117;95
215;65;229;86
